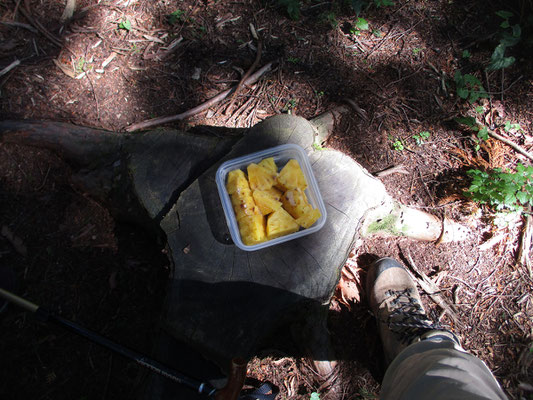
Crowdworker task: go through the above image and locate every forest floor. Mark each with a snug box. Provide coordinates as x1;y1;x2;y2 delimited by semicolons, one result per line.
0;0;532;399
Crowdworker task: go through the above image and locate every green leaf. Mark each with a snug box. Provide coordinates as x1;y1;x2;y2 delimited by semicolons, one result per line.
457;87;469;99
355;17;369;30
310;393;320;400
495;10;513;19
487;44;515;70
478;126;489;141
456;116;477;128
500;20;510;29
475;106;485;113
500;31;520;47
118;19;132;31
462;50;471;58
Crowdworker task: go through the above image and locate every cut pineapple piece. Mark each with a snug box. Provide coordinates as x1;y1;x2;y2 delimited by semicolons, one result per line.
276;159;307;191
281;189;313;219
295;209;321;229
253;190;283;215
226;169;250;195
231;191;260;220
266;208;299;240
247;163;277;190
258;157;277;174
239;214;266;245
263;187;283;202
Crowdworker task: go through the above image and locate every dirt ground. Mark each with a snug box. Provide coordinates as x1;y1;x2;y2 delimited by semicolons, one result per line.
1;0;532;399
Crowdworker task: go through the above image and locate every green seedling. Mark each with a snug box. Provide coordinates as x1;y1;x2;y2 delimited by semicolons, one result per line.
465;163;533;213
475;105;485;114
118;19;132;31
392;139;404;151
454;71;488;104
287;56;300;64
313;143;325;151
355;17;369;31
462;50;471;59
412;131;430;145
504;121;522;133
487;10;521;71
372;29;382;37
315;90;324;97
455;116;488;144
412;47;422;55
167;9;185;25
310;393;320;400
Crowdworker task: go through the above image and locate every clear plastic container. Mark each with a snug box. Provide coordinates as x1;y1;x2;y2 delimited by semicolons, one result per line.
216;144;327;251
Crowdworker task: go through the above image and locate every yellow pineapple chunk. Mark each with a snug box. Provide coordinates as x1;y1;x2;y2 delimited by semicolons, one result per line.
239;214;266;245
266;208;299;240
281;189;313;219
253;190;283;215
247;163;277;190
258;157;277;174
231;191;260;220
263;187;283;202
276;159;307;191
226;169;250;195
295;209;321;229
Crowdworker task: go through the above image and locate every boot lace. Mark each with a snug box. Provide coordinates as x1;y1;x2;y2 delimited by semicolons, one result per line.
379;288;440;344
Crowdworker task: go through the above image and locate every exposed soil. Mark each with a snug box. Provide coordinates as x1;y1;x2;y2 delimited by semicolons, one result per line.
1;0;532;399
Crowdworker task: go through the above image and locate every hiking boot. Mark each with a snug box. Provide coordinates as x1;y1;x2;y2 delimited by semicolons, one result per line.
366;257;448;364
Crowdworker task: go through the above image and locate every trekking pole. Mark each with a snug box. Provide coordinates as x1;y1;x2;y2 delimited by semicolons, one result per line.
0;288;247;400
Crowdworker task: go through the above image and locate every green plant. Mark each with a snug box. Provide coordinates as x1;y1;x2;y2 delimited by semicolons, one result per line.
392;139;404;151
315;90;324;97
355;17;369;31
167;9;185;25
310;393;320;400
455;116;489;144
372;29;382;37
412;47;422;55
504;120;522;133
287;56;300;64
462;50;471;59
487;10;521;71
118;19;131;31
465;163;533;212
324;11;338;28
412;131;430;145
454;71;488;104
313;142;325;151
277;0;300;20
75;57;86;73
475;105;485;113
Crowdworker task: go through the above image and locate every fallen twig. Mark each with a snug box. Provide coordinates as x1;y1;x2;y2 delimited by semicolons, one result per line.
125;62;273;132
224;23;262;116
0;59;21;77
343;98;368;121
0;21;37;33
517;215;532;278
488;129;533;162
375;164;409;177
400;246;465;329
21;0;62;47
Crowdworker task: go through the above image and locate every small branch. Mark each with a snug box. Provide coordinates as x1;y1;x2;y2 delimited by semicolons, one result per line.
375;164;409;177
125;62;273;132
224;24;262;116
488;130;533;162
518;215;532;278
0;21;38;33
343;98;368;121
400;246;465;329
20;0;62;47
0;59;20;77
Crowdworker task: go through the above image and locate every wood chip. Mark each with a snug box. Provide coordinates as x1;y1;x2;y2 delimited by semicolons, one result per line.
143;34;165;44
102;52;117;69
